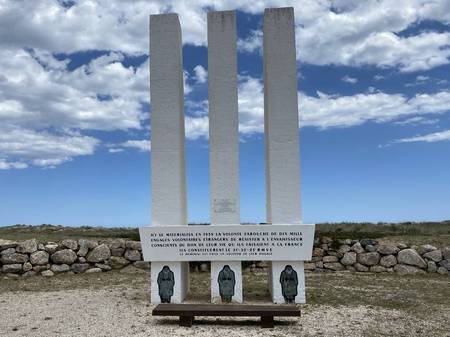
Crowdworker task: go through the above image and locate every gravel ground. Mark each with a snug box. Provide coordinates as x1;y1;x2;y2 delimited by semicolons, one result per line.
1;271;449;337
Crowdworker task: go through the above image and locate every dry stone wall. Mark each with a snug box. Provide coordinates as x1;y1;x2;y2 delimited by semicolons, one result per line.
1;237;449;279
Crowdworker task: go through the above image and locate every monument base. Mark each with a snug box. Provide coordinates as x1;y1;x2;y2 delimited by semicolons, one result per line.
269;261;305;304
211;261;243;303
151;261;189;304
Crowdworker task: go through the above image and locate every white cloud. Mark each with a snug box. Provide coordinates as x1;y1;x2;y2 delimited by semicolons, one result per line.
342;75;358;84
108;148;124;154
193;65;207;84
121;140;151;152
237;29;262;53
393;116;439;126
394;129;450;143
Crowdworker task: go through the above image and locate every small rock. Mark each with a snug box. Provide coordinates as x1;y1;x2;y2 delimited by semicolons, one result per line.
351;242;365;254
22;262;33;272
321;237;332;244
312;248;324;257
15;239;38;254
311;256;322;262
360;239;378;246
124;249;141;261
51;249;77;264
315;261;324;269
85;268;102;274
61;239;78;251
365;245;376;252
37;243;45;250
380;255;397;268
417;244;437;255
41;270;54;277
77;239;98;257
2;264;23;273
22;271;37;278
394;264;426;275
1;247;15;255
439;260;450;271
354;263;369;272
341;252;357;266
338;245;351;255
437;267;449;275
111;248;125;257
442;247;450;260
324;262;345;271
78;257;86;263
321;244;328;251
0;239;18;250
427;261;437;273
109;256;130;269
109;239;126;249
51;264;70;273
397;243;408;249
125;241;141;250
357;252;380;266
33;265;49;272
346;265;356;272
377;245;399;255
30;251;49;265
71;263;90;273
370;265;387;273
1;252;28;264
44;243;59;254
323;256;338;263
423;250;442;262
397;249;427;268
304;262;315;270
86;244;111;263
95;263;112;271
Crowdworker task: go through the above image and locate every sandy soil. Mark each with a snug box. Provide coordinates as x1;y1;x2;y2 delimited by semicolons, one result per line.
0;271;449;337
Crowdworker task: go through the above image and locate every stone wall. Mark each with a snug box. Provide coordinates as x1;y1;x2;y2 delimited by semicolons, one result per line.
1;237;449;279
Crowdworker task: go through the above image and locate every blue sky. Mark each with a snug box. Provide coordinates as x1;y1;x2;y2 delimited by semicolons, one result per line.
0;1;449;227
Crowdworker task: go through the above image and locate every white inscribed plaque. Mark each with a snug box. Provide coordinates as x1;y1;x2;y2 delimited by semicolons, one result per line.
213;198;237;214
139;224;315;262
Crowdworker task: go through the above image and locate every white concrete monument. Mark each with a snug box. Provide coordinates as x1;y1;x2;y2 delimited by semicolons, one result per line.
141;7;314;306
263;8;305;303
149;13;189;304
207;10;243;304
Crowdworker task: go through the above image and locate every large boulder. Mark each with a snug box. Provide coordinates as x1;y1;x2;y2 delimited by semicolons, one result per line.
16;239;38;254
417;244;437;255
0;239;17;250
1;252;28;264
397;249;427;268
86;244;110;263
124;249;141;261
350;242;365;254
394;264;426;275
30;251;49;265
423;250;443;262
377;245;399;255
51;249;77;264
341;252;357;266
380;255;397;268
357;252;380;266
61;239;78;251
77;239;98;257
109;239;126;249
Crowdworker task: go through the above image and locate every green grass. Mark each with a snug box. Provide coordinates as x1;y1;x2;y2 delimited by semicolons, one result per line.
1;221;449;246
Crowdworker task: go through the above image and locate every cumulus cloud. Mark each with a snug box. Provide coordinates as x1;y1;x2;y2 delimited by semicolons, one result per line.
193;65;207;84
342;75;358;84
121;140;151;152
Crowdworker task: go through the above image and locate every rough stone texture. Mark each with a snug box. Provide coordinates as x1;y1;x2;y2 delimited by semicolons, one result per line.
2;264;23;273
417;244;437;255
86;244;110;263
346;265;356;272
304;262;316;270
51;264;70;273
61;239;78;251
1;252;28;264
397;249;427;268
377;245;399;255
109;239;126;249
321;237;332;244
23;262;33;272
95;263;112;271
51;249;77;265
380;255;397;268
109;256;130;269
443;247;450;260
78;257;87;263
337;245;351;255
22;270;37;278
354;263;369;272
315;261;324;269
397;243;408;249
33;265;49;272
85;268;102;274
437;267;449;275
41;270;54;277
125;241;141;251
360;239;378;246
124;249;141;262
0;239;18;250
324;262;345;271
427;261;437;273
111;248;125;257
365;245;376;252
312;248;324;257
394;264;426;275
1;247;15;255
44;243;59;254
77;239;98;257
357;252;380;266
439;260;450;271
370;265;387;273
323;256;338;263
351;242;365;254
423;249;442;262
341;252;357;266
71;263;90;273
30;251;49;265
15;239;38;254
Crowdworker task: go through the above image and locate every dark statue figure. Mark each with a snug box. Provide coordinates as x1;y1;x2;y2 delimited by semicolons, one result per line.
218;265;235;303
279;265;298;303
157;265;175;303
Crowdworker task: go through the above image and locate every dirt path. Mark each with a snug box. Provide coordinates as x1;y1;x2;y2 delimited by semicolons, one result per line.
0;271;449;337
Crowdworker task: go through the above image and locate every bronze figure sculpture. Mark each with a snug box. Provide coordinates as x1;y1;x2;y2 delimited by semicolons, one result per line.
218;265;235;302
279;265;298;303
157;265;175;303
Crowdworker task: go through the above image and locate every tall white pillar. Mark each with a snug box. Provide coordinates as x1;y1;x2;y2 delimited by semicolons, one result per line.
207;10;243;303
149;13;189;304
263;7;305;304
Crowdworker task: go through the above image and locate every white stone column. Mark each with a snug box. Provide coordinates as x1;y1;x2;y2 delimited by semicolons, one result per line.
263;7;304;304
207;10;243;303
149;13;189;304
